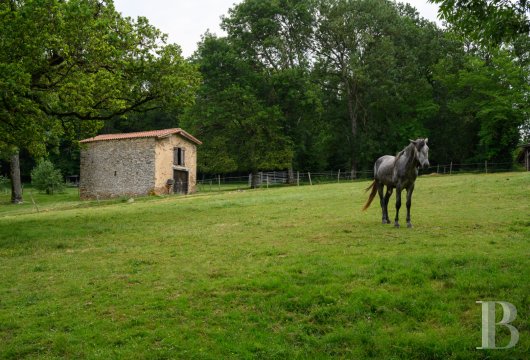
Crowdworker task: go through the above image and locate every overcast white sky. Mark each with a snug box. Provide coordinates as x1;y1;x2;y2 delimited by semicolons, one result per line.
113;0;442;58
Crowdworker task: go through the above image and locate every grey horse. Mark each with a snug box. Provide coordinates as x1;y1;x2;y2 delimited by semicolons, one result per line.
363;139;430;228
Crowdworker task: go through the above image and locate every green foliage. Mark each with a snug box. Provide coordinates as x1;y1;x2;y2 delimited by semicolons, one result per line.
31;160;65;195
0;0;200;202
222;0;316;69
0;175;9;193
184;35;293;175
431;0;530;46
193;0;527;173
221;0;324;171
0;173;528;357
188;0;450;173
432;49;529;163
314;0;445;170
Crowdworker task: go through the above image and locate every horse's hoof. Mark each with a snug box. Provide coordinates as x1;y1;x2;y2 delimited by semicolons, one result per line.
407;223;413;228
394;222;400;228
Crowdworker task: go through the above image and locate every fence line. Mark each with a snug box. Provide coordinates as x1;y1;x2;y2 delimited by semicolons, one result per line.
196;162;520;193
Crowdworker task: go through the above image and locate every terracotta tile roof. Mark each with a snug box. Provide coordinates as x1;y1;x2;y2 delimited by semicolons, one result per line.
79;128;202;145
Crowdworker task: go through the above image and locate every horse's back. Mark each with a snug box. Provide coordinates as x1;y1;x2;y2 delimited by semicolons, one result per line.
374;155;395;186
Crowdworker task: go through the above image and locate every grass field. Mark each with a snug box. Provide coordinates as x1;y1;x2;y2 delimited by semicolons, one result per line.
0;173;528;359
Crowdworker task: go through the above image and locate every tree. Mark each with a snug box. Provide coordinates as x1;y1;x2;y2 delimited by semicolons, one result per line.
183;35;292;187
31;159;65;195
190;84;292;188
0;0;200;203
430;0;529;163
430;0;530;46
222;0;316;70
314;0;445;173
222;0;324;174
432;49;529;163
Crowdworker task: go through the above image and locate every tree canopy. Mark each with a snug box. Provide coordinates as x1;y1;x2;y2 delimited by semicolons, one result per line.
182;35;293;185
431;0;530;46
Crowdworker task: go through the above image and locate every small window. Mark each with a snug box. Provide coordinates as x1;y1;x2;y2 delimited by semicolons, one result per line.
174;147;185;166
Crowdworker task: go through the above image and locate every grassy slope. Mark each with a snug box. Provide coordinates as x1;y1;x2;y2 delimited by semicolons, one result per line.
0;173;528;359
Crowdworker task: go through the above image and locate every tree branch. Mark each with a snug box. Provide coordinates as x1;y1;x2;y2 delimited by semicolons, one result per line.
42;94;160;120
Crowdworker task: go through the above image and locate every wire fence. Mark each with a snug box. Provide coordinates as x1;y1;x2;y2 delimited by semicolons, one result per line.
197;161;522;193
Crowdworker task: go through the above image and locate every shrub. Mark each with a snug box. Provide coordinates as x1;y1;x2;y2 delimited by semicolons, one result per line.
31;160;65;194
0;175;9;193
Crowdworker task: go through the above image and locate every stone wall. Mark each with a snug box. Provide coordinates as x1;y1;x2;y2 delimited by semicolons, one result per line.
154;135;198;194
80;138;156;199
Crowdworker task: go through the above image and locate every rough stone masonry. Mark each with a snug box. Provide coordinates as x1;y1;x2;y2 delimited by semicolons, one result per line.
79;129;201;199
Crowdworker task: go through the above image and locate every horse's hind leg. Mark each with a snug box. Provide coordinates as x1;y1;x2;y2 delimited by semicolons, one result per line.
394;187;403;228
384;187;393;224
377;183;386;224
406;184;415;228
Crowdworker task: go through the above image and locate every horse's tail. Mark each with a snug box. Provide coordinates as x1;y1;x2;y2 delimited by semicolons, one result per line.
362;180;378;211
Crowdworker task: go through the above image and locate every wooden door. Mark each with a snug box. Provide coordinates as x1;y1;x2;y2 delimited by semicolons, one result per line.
173;170;189;194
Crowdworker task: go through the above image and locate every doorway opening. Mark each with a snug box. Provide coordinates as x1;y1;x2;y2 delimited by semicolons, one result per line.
173;170;188;194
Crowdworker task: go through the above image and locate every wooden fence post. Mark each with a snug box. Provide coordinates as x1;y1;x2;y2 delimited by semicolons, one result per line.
450;162;453;175
30;191;39;213
308;172;312;186
297;171;300;186
337;169;341;183
485;160;488;173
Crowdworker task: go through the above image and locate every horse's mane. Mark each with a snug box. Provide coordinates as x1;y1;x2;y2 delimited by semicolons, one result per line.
394;143;415;165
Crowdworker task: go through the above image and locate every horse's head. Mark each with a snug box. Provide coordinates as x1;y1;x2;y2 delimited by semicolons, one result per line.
409;138;430;169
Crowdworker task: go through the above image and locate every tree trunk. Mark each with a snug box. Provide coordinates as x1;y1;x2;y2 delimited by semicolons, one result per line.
345;80;358;179
250;170;260;189
287;167;295;185
10;152;23;204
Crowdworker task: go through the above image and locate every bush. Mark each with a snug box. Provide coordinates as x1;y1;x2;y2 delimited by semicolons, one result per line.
0;175;9;193
31;160;65;194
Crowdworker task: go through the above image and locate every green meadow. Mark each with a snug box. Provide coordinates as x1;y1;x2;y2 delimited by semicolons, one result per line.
0;172;528;359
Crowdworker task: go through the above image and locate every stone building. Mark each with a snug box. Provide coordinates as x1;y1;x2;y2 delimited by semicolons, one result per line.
79;128;201;199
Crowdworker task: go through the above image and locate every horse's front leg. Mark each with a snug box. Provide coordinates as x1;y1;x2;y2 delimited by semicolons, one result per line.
406;184;415;228
394;186;402;228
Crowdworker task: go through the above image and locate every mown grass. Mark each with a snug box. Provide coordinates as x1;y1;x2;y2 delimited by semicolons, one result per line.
0;186;166;217
0;173;528;359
